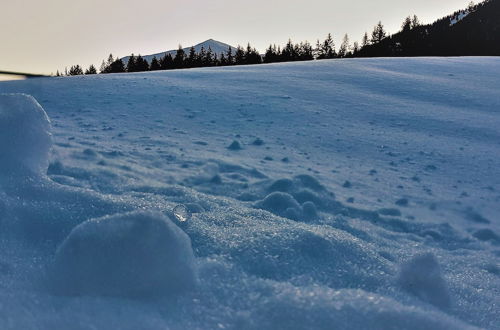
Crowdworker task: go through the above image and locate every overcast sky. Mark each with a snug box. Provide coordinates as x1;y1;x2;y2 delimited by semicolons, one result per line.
1;0;471;74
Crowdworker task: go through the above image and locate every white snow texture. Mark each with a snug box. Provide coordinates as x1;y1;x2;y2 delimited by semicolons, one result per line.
0;94;52;176
0;57;499;330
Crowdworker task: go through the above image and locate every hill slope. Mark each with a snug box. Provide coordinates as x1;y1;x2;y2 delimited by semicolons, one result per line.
0;58;499;329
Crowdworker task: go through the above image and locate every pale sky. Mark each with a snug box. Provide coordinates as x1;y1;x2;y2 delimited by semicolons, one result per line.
1;0;472;74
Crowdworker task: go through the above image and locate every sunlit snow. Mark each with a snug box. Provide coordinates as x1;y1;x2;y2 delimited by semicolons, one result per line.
0;57;499;329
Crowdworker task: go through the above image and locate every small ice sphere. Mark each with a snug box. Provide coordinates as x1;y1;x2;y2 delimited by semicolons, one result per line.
173;204;191;222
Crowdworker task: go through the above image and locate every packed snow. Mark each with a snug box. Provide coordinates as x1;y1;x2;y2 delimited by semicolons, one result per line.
0;57;499;329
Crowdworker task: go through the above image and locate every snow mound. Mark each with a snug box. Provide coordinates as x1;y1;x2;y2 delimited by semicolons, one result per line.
50;211;196;297
254;175;334;221
0;94;52;176
397;253;451;309
255;192;302;218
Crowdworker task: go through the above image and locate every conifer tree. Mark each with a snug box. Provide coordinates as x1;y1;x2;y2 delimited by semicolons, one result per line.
402;16;412;32
362;32;370;47
174;45;186;68
187;46;197;67
109;58;125;73
338;34;350;57
205;47;214;66
150;57;161;71
159;53;174;70
226;47;234;65
264;44;279;63
314;39;322;59
294;42;301;60
85;64;97;74
135;55;149;71
276;46;282;61
245;43;262;64
371;21;387;43
353;41;360;54
99;60;107;73
219;53;227;66
298;41;313;61
198;47;207;66
127;54;137;72
234;46;245;65
411;15;420;29
106;54;114;67
68;64;84;75
317;33;336;59
99;54;115;73
282;39;298;61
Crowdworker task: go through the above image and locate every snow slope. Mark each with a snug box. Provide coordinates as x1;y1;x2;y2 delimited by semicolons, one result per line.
450;10;470;26
0;57;499;329
121;39;234;64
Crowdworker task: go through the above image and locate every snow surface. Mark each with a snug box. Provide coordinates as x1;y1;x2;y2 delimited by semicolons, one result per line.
0;57;499;329
450;11;470;26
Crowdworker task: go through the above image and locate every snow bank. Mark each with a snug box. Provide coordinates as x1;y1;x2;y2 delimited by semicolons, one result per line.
0;94;52;177
50;211;196;297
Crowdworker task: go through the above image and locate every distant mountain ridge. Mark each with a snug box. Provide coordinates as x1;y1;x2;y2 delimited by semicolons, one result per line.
121;39;234;64
357;0;500;57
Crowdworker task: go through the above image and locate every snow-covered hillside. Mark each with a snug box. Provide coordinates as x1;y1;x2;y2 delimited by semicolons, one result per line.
0;57;499;329
450;10;470;26
121;39;233;64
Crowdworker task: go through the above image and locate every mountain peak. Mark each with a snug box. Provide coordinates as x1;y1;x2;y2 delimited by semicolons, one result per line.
121;39;234;64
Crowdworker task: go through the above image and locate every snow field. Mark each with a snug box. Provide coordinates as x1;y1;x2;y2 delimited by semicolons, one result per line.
0;57;499;329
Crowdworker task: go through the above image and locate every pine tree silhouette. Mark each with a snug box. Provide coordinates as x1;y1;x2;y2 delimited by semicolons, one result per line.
160;53;174;70
109;58;125;73
187;46;197;67
205;47;215;66
362;32;370;47
234;46;245;65
174;45;186;69
401;16;412;32
371;21;387;43
245;43;262;64
85;64;97;74
219;53;227;66
298;41;314;61
150;57;161;71
127;54;137;72
338;34;350;58
353;41;360;54
68;65;83;75
317;34;336;59
135;55;149;71
226;47;234;65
